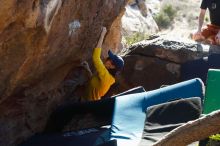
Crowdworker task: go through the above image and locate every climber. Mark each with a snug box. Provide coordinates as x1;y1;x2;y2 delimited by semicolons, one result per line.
81;26;124;101
61;27;124;102
44;27;124;132
192;0;220;45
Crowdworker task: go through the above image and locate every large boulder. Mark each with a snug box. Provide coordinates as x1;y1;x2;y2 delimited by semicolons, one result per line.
0;0;128;145
113;36;220;93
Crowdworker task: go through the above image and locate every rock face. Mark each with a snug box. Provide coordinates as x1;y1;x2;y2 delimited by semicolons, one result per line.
113;36;220;93
121;0;159;46
0;0;128;146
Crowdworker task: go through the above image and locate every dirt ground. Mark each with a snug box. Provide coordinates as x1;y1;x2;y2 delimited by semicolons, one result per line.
157;0;208;39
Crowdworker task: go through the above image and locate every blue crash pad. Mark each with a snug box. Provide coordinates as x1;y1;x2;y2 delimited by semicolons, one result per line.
111;86;146;98
20;86;146;146
139;97;202;146
208;53;220;69
181;57;208;83
110;78;204;146
181;53;220;84
20;127;110;146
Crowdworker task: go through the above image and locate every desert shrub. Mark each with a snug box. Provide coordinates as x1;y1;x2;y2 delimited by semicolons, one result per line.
207;134;220;146
154;4;177;29
154;12;171;29
210;134;220;141
163;4;176;21
124;32;149;46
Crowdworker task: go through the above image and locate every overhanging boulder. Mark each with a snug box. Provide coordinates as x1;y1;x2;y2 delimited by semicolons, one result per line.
0;0;128;145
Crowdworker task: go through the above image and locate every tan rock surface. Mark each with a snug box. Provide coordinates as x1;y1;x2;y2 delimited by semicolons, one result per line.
0;0;128;145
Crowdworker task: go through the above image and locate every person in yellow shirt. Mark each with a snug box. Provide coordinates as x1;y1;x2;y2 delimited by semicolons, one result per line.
82;27;124;101
44;27;124;132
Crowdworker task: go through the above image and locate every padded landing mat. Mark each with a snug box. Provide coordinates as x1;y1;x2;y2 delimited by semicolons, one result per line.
208;53;220;69
139;97;201;146
110;78;204;146
203;69;220;114
20;127;110;146
181;58;208;83
111;86;146;98
181;53;220;84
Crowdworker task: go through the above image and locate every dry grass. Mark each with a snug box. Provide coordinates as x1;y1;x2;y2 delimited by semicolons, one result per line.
157;0;209;39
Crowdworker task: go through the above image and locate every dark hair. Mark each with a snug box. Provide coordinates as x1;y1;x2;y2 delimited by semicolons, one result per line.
106;57;122;77
108;68;118;77
106;57;111;62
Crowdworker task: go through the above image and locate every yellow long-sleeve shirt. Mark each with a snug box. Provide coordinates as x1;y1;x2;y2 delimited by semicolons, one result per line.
83;48;115;101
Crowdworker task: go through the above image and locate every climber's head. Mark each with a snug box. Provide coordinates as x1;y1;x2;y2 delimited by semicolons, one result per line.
104;50;124;76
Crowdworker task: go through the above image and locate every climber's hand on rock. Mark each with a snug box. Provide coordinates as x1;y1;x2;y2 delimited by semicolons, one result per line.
81;61;92;76
81;61;90;69
101;27;107;37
